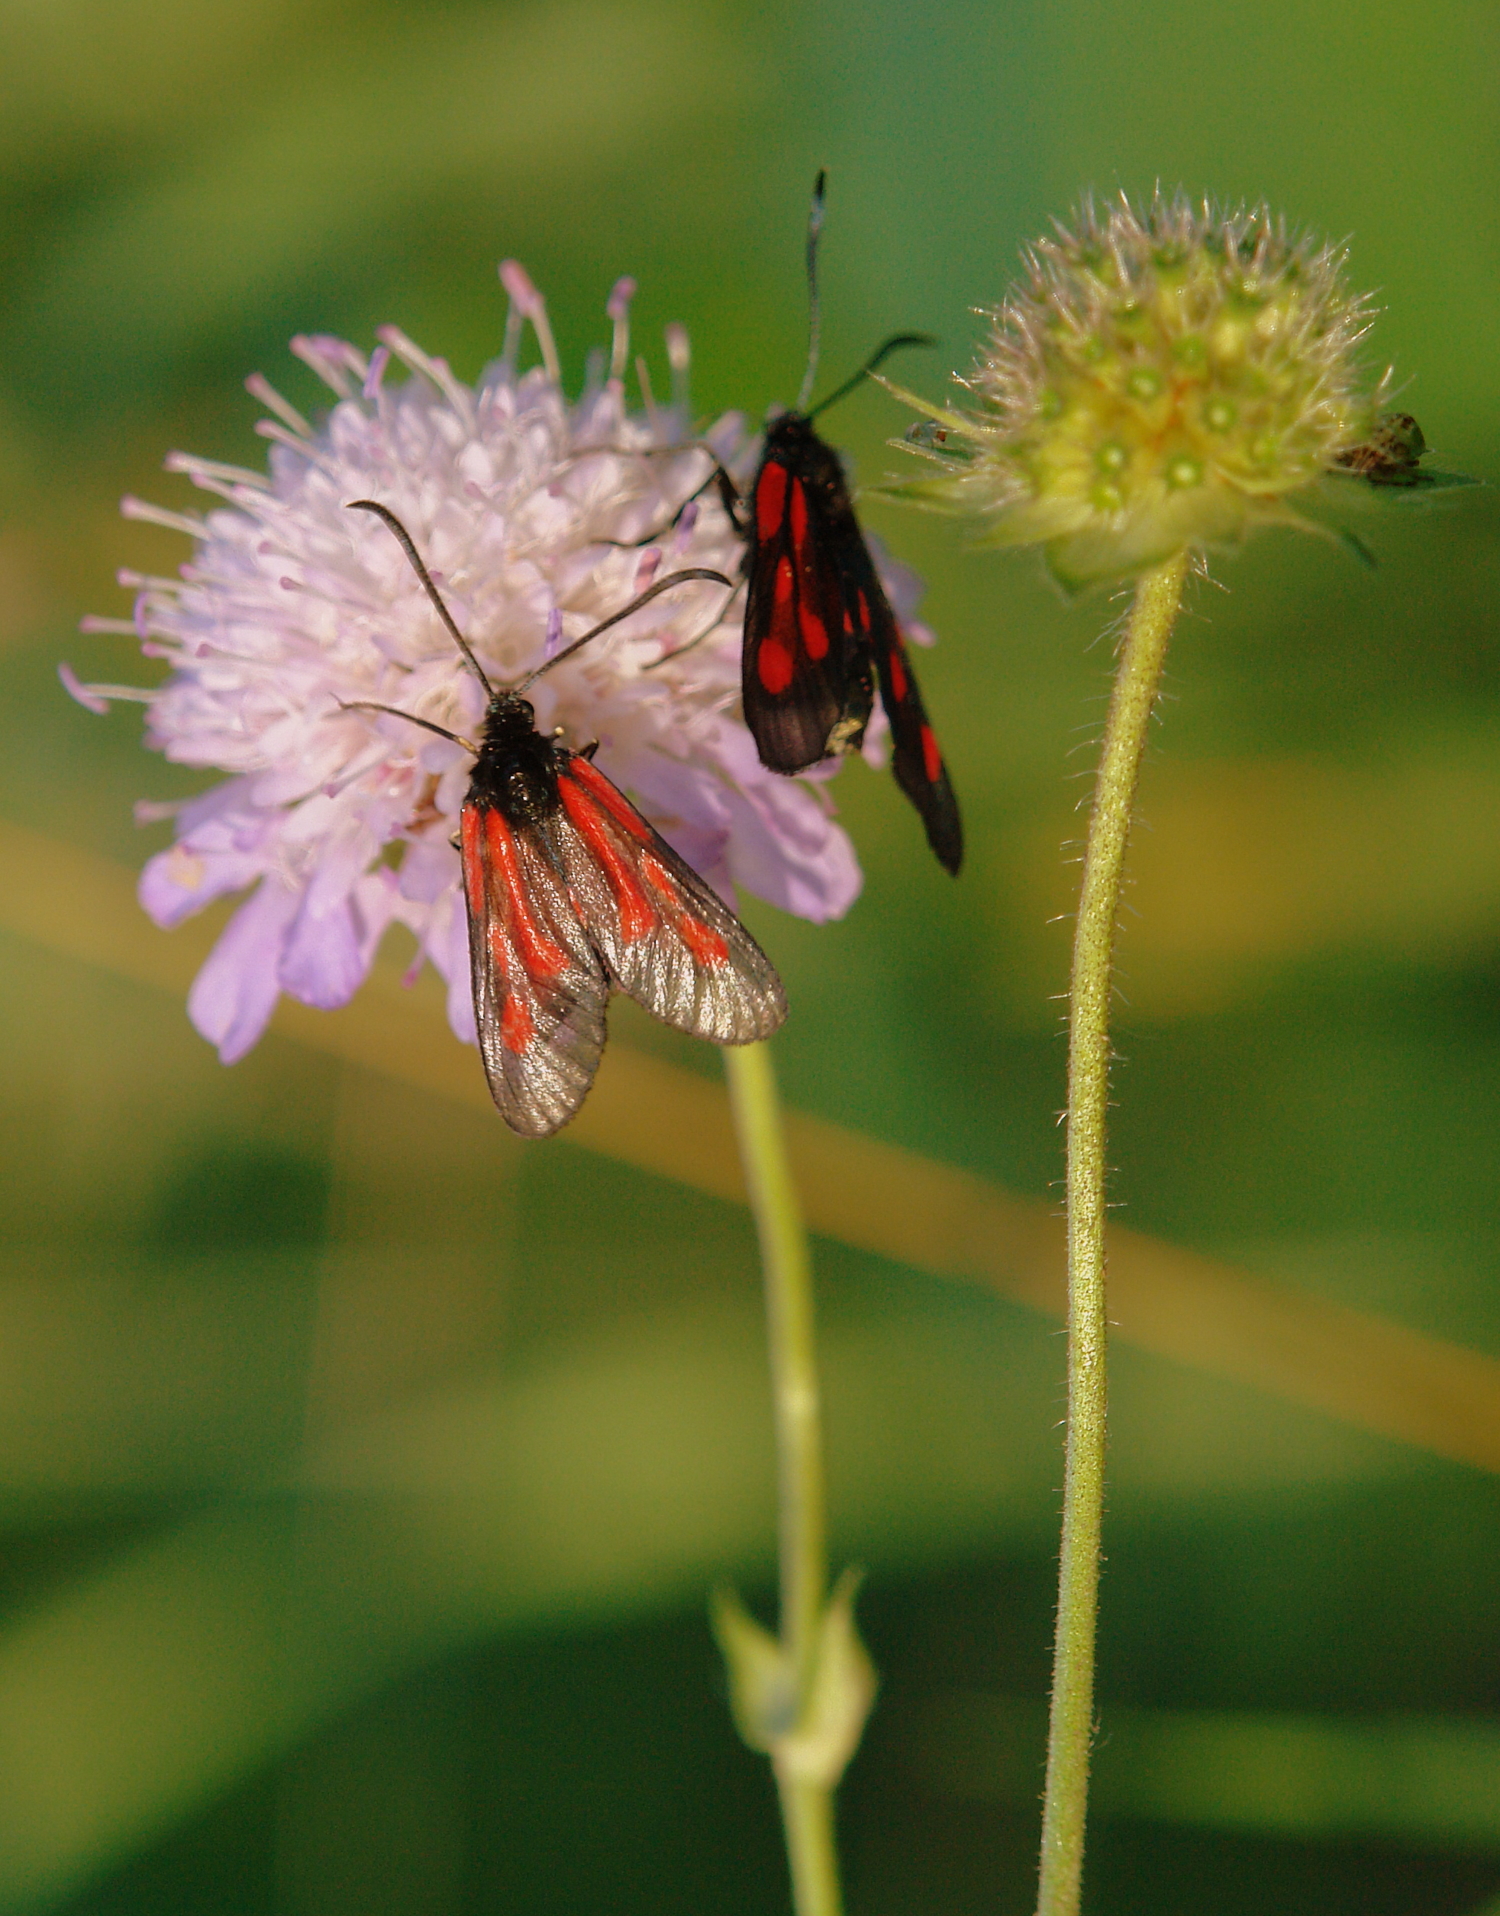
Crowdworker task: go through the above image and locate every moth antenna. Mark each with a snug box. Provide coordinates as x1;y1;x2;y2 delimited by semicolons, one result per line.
519;568;736;689
338;697;476;754
346;500;495;696
794;169;828;414
805;331;938;424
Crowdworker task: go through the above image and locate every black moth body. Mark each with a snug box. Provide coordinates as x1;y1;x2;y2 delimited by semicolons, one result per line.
458;688;787;1139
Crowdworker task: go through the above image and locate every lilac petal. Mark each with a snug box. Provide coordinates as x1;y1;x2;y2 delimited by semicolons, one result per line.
188;880;301;1063
424;894;477;1046
279;895;365;1008
399;836;461;905
140;843;274;928
278;847;393;1010
724;778;862;923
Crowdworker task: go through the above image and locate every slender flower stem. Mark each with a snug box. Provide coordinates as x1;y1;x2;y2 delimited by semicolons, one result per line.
1036;551;1189;1916
723;1039;842;1916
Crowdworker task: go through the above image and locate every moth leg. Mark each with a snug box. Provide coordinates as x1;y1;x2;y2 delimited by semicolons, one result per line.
599;457;745;549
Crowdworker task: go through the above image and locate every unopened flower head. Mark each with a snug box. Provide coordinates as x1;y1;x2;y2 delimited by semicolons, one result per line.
69;268;911;1063
884;192;1387;592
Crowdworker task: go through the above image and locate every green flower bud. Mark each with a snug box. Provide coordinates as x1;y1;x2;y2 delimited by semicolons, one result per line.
712;1572;877;1789
880;191;1390;593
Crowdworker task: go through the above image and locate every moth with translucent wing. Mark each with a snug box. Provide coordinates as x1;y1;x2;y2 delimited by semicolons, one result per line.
345;501;786;1138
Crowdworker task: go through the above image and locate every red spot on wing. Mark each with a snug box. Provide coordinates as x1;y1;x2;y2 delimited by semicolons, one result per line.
757;636;795;693
798;603;829;660
789;478;809;554
856;589;870;632
558;775;655;942
774;554;794;605
483;809;568;976
678;917;729;966
501;993;533;1055
920;723;943;784
887;643;908;704
566;755;652;841
756;461;789;541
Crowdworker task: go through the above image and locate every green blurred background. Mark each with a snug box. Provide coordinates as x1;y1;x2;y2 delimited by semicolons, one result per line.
2;1;1500;1910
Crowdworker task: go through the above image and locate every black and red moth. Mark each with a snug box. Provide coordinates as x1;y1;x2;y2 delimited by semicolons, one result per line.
741;409;963;875
737;173;962;875
348;501;786;1139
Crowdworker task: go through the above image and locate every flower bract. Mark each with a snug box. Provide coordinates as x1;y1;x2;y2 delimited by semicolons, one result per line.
882;192;1389;592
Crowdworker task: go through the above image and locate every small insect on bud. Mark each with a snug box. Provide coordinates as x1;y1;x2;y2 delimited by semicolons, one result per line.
880;191;1393;593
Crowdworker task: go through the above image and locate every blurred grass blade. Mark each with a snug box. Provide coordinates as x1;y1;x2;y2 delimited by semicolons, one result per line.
0;1296;1058;1909
6;0;752;401
923;1690;1500;1850
4;816;1500;1476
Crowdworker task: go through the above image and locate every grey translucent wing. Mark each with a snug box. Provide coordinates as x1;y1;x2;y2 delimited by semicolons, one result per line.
551;755;787;1045
460;799;609;1138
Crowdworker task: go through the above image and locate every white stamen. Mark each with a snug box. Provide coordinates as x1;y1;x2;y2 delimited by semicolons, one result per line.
59;663;156;711
363;345;390;400
377;326;475;427
635;354;659;435
498;259;562;385
164;453;270;491
254;418;340;472
665;322;692;413
608;275;636;383
134;797;188;825
245;374;312;437
121;497;207;538
290;334;357;398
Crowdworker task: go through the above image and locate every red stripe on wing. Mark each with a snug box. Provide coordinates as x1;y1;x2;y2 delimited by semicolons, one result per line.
461;807;487;918
565;754;653;841
557;772;655;943
483;808;569;977
641;852;730;965
552;756;785;1041
461;796;611;1137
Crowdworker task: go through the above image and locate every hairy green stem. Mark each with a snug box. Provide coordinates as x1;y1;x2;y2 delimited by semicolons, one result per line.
723;1040;842;1916
1036;551;1188;1916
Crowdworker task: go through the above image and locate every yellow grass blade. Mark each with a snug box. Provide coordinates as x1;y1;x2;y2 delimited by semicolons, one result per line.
4;816;1499;1475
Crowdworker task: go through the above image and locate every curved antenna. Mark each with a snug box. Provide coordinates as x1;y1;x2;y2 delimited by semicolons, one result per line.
805;331;937;424
345;499;495;696
337;698;476;755
793;170;828;414
519;568;736;691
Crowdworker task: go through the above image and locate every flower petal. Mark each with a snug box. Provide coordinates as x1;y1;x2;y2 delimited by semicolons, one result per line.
187;880;301;1063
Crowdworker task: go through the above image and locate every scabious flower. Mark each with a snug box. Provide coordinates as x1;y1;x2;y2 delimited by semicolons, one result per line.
881;191;1388;592
72;267;899;1063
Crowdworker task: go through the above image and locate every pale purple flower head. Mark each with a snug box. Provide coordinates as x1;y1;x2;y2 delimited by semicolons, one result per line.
74;270;931;1064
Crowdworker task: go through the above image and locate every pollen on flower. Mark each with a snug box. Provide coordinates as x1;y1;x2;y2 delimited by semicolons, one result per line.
881;190;1389;592
80;267;906;1066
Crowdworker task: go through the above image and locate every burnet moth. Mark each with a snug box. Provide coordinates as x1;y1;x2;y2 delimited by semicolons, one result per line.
345;500;787;1139
739;173;963;875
